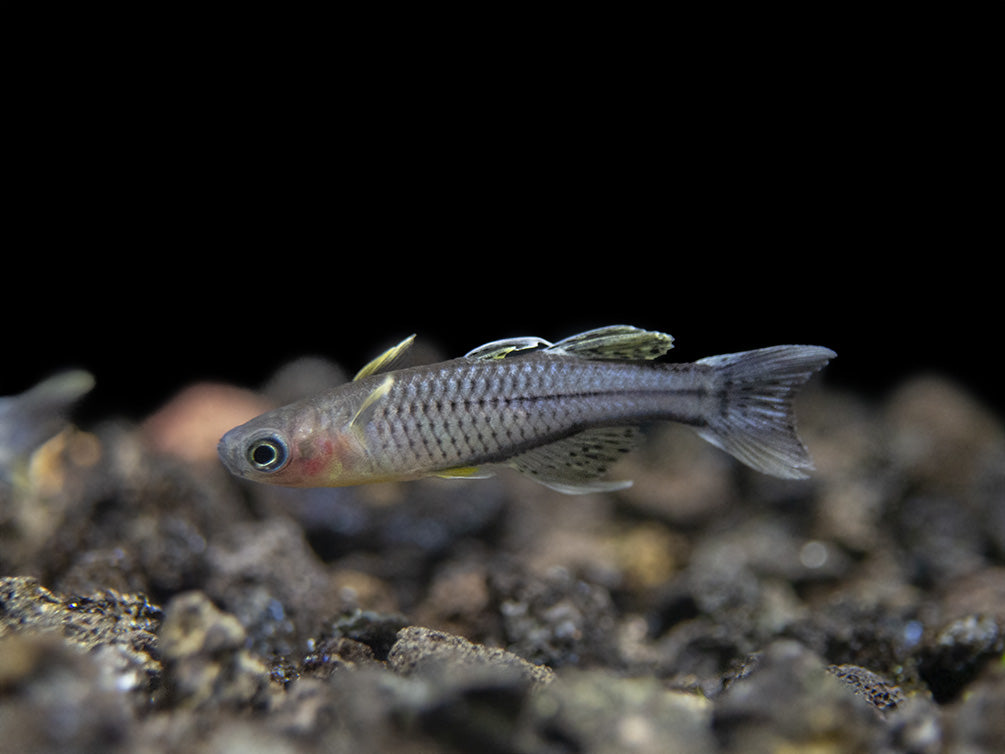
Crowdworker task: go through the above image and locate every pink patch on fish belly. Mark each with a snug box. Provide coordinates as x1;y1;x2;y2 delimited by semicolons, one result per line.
298;437;335;479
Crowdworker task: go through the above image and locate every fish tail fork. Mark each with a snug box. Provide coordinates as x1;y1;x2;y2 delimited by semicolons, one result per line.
694;345;836;479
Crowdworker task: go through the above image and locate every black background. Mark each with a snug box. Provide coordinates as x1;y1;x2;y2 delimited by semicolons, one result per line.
7;46;998;424
9;216;997;424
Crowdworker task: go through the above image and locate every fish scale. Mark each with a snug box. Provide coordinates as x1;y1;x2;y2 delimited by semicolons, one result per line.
364;356;705;476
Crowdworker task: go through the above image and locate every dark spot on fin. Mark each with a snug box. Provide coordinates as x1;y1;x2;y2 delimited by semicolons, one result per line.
546;325;674;361
507;426;639;494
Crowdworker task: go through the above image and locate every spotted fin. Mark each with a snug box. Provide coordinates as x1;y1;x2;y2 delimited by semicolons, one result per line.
506;426;639;494
354;335;416;381
464;326;674;364
545;325;674;361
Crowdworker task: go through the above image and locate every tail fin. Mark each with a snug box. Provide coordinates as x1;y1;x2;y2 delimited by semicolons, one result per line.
694;346;836;479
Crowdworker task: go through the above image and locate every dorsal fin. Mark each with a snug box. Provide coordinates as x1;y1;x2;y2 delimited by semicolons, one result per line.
464;336;552;361
353;335;416;381
545;325;674;361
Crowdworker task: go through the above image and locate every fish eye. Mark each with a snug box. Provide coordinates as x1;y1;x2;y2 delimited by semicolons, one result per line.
246;434;289;472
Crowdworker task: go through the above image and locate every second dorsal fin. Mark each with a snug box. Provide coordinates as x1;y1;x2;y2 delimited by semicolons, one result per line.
545;325;674;361
464;326;674;363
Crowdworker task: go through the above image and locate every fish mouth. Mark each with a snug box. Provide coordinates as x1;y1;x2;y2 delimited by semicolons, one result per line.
217;428;247;478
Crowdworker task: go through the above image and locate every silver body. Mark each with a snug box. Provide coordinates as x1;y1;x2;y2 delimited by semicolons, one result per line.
218;326;835;493
357;355;711;475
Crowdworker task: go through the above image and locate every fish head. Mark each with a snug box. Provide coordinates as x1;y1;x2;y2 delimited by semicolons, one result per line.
217;400;369;487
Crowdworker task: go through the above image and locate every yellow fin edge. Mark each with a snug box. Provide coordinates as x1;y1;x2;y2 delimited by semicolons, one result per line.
353;335;416;381
434;466;494;479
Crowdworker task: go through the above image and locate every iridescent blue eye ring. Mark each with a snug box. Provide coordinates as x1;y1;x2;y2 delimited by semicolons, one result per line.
247;434;289;472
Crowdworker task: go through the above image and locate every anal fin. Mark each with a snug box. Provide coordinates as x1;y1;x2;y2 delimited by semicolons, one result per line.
507;426;639;494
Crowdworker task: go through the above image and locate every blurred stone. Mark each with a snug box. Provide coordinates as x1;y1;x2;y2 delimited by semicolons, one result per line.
885;376;1005;497
388;625;553;687
261;356;348;406
944;661;1005;753
523;668;715;754
0;576;161;697
159;591;277;710
918;614;1004;703
490;565;620;669
141;382;274;464
616;424;738;525
828;663;906;712
0;633;135;753
713;640;885;752
203;517;346;659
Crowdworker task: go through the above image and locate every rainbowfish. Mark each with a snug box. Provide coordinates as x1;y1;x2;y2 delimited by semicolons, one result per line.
0;369;95;485
217;326;835;494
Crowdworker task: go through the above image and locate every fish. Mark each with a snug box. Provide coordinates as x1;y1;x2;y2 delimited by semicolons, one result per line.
0;369;95;485
217;326;836;494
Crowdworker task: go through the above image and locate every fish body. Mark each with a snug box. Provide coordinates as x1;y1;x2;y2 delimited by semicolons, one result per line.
218;326;835;494
0;370;94;484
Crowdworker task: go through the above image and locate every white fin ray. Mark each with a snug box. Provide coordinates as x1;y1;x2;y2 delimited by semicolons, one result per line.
464;336;552;361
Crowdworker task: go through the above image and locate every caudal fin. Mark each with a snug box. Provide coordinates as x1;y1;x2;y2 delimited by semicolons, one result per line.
694;346;836;479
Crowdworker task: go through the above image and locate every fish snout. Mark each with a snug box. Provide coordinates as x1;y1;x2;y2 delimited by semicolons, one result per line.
217;427;247;478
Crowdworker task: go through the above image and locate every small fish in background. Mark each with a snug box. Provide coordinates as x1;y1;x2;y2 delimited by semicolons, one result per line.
0;370;95;485
218;326;836;494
